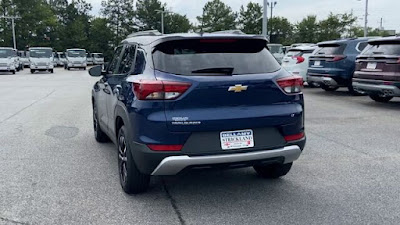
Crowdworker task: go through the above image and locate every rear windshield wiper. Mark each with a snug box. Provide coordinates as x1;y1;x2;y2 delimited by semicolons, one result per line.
191;67;234;75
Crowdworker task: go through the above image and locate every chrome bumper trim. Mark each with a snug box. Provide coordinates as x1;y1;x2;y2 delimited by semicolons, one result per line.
151;145;302;176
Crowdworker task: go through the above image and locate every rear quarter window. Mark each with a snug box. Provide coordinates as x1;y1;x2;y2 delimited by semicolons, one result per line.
153;39;281;76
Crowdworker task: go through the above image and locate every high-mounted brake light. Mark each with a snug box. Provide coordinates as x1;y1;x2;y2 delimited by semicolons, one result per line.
293;56;305;64
132;80;191;100
327;55;347;62
199;39;237;43
284;132;305;142
147;144;183;151
276;76;303;94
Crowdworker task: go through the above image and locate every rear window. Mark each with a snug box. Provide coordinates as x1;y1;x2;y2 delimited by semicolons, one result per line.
362;42;400;55
153;39;280;76
315;44;346;55
286;50;314;57
268;45;283;54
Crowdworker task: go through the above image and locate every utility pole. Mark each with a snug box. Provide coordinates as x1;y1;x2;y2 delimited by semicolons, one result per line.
364;0;369;37
262;0;268;39
0;16;21;49
379;18;383;30
268;1;277;39
155;10;172;34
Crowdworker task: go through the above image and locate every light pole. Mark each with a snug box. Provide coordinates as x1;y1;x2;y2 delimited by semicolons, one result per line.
267;1;277;39
262;0;268;38
1;16;21;49
155;10;173;34
358;0;369;37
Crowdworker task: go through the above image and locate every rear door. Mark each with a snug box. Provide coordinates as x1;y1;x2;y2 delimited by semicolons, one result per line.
152;38;302;132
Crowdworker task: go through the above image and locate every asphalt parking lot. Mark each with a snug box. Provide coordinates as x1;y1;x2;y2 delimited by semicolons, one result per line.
1;68;400;225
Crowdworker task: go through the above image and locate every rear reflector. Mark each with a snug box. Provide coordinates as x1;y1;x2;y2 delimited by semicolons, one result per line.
284;132;305;142
276;76;303;94
147;145;183;151
133;80;191;100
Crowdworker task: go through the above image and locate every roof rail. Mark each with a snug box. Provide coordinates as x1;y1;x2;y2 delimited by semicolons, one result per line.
212;30;246;35
127;30;162;38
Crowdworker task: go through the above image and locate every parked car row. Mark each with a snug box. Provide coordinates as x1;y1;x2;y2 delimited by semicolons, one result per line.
1;47;105;74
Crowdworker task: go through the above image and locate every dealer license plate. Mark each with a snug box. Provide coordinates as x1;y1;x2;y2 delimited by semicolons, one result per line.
220;129;254;150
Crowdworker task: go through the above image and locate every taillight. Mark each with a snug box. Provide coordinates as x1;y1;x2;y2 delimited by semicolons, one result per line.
293;56;305;64
277;76;303;94
132;80;191;100
327;55;347;62
397;57;400;64
147;144;183;151
284;132;305;142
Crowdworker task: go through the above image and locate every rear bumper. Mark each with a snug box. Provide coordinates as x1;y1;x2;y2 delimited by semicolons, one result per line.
307;75;338;87
352;79;400;96
151;145;302;175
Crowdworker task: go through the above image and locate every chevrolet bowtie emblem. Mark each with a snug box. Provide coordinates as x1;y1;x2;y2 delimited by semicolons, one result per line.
228;84;248;93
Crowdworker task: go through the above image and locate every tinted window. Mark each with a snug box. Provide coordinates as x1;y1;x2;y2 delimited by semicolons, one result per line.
30;49;52;58
117;45;137;74
362;43;400;55
67;50;85;57
285;50;301;57
268;45;283;54
153;39;280;76
0;49;13;58
357;42;368;52
133;49;146;75
316;44;346;55
108;46;123;74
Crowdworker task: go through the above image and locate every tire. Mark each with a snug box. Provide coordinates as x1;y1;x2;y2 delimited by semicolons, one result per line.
50;69;54;74
321;85;339;92
67;67;70;71
93;104;109;143
83;67;86;70
30;69;35;74
254;163;293;179
369;94;393;103
118;125;150;194
12;70;16;74
348;85;367;96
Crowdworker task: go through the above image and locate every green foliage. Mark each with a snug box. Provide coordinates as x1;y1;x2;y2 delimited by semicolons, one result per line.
88;18;114;60
101;0;135;45
197;0;237;32
135;0;166;31
295;15;319;43
238;2;262;34
164;14;192;34
269;17;294;45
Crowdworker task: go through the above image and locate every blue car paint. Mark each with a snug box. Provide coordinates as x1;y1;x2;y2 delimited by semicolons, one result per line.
308;38;370;86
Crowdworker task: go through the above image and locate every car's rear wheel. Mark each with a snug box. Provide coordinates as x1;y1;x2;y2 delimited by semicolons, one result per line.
30;69;35;74
50;69;54;73
369;94;393;103
93;104;109;143
118;126;150;194
254;163;293;179
12;70;16;74
321;85;339;92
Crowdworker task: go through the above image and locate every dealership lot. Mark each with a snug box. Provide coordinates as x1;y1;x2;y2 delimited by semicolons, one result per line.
1;68;400;225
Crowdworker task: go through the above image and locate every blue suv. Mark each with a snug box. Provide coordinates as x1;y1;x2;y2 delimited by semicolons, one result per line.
89;31;306;194
307;38;371;94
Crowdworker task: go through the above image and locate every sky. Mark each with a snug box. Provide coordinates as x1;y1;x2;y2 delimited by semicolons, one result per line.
86;0;399;31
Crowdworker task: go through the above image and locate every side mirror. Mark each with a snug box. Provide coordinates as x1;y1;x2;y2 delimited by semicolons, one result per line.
89;65;103;77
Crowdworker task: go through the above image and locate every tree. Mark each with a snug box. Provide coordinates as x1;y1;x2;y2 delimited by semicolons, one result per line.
318;13;357;42
197;0;237;32
88;18;113;60
295;15;319;43
164;13;192;34
238;2;262;34
101;0;135;45
269;17;294;45
135;0;166;32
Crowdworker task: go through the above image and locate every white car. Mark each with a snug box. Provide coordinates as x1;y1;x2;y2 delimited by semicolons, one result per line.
65;49;87;70
29;47;54;73
0;47;18;74
267;44;284;64
91;53;104;65
282;46;318;87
